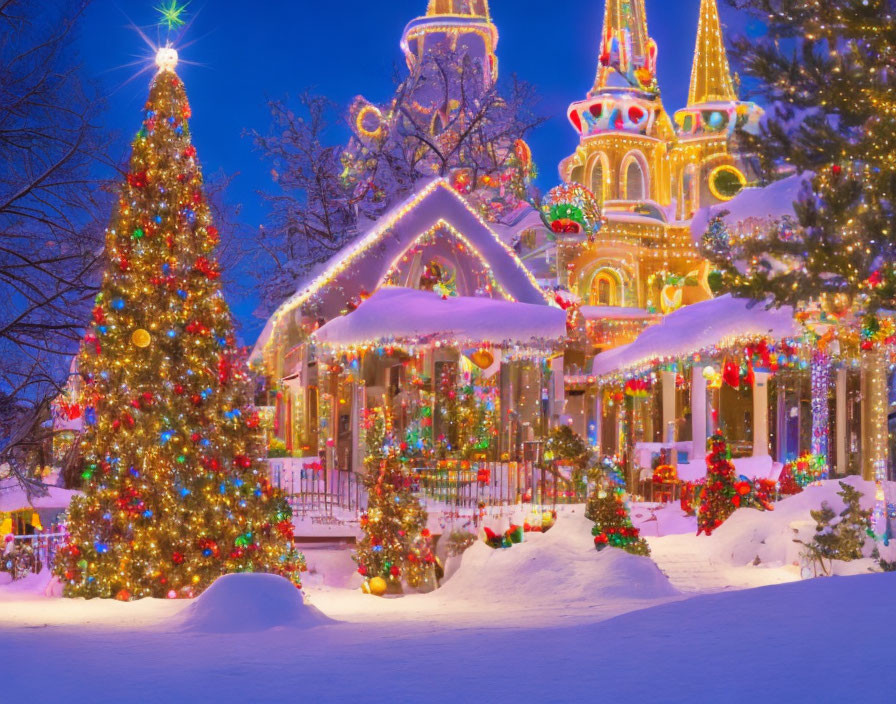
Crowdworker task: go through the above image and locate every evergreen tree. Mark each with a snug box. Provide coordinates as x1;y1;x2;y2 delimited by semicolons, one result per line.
697;432;740;536
56;51;304;600
707;0;896;315
354;409;435;592
799;481;873;575
586;484;650;556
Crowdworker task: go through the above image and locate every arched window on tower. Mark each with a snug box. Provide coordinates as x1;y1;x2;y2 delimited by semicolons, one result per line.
590;159;605;204
624;159;646;201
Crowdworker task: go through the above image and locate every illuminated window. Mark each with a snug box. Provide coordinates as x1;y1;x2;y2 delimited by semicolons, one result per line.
591;270;621;306
590;158;605;204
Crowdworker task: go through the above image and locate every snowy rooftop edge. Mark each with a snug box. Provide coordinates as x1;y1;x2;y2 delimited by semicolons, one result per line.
313;287;567;349
592;295;799;377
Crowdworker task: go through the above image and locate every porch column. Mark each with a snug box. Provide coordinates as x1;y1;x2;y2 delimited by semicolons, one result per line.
835;368;847;476
593;391;603;454
861;348;889;482
691;365;708;463
350;383;366;475
810;351;831;470
550;355;565;428
661;370;677;444
752;371;771;457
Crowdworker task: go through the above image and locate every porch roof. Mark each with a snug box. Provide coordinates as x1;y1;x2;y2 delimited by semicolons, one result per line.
313;287;567;350
592;295;799;377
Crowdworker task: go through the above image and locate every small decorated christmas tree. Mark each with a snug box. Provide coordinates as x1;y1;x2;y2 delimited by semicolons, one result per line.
355;409;435;593
697;432;740;536
56;48;304;599
586;483;650;557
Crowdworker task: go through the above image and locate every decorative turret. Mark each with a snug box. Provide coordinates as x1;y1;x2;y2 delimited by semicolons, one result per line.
593;0;657;96
687;0;736;105
567;0;666;141
402;0;498;84
674;0;763;138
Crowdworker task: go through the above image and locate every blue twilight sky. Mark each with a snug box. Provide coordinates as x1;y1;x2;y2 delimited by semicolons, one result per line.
75;0;756;344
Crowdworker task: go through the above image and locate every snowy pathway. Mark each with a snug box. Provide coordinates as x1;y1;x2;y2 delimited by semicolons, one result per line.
647;533;800;593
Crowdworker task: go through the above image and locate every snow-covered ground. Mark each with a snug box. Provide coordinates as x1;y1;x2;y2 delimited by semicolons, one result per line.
2;479;895;702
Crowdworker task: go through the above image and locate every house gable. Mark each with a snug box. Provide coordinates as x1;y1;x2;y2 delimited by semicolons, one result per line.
255;179;550;359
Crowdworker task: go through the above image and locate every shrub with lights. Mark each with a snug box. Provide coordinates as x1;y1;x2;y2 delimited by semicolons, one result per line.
56;51;305;600
586;460;650;556
697;432;740;536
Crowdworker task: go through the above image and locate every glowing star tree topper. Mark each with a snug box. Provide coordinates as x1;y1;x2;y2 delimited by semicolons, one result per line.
156;0;188;31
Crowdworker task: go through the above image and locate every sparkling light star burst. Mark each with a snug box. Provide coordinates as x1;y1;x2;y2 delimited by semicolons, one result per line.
156;0;188;30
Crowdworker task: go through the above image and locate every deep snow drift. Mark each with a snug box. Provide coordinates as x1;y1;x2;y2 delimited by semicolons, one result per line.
176;573;330;633
302;509;683;627
440;511;678;603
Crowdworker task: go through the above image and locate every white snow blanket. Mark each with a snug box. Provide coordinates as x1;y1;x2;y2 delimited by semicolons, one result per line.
314;287;567;348
592;294;798;376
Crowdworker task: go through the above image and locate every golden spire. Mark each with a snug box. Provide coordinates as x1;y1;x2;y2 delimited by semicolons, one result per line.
594;0;656;94
426;0;490;17
688;0;737;105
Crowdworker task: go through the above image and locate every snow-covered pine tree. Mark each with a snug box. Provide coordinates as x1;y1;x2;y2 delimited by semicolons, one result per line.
799;481;872;575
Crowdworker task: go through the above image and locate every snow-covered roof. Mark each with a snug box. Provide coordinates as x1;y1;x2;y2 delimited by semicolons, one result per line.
253;180;550;361
690;173;808;242
592;295;799;376
313;287;567;349
0;479;79;513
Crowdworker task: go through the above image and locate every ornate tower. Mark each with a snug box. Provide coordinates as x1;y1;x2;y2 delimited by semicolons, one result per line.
401;0;498;85
672;0;763;219
562;0;675;207
559;0;708;318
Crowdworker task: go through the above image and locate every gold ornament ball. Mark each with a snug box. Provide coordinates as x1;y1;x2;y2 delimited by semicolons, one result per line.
364;576;388;597
131;329;152;348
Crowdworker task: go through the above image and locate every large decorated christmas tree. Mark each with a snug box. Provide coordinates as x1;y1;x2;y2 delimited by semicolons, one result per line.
56;47;303;600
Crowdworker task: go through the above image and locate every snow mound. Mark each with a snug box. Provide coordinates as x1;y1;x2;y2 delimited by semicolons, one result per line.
177;574;331;633
708;476;891;568
440;511;679;604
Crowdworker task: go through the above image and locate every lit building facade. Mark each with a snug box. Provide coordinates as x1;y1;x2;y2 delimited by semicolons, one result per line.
559;0;763;320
